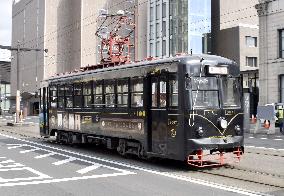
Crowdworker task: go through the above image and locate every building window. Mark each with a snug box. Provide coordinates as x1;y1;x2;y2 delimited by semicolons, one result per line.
162;40;166;56
246;36;257;47
279;29;284;58
280;75;284;102
150;43;154;57
156;3;160;20
162;2;166;18
150;6;154;22
162;21;166;37
156;22;160;38
246;57;257;67
150;25;154;40
156;41;160;57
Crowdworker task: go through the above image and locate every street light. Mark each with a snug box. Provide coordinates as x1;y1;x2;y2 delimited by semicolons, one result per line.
0;43;48;123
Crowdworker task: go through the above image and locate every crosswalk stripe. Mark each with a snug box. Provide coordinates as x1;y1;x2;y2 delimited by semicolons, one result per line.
76;164;101;174
35;152;56;159
20;148;39;154
52;157;76;166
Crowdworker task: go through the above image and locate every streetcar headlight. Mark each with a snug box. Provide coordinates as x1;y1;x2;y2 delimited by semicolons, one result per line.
195;127;204;138
234;125;242;135
218;118;228;129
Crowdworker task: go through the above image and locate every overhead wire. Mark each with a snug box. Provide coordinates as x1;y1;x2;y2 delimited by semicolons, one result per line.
6;0;273;71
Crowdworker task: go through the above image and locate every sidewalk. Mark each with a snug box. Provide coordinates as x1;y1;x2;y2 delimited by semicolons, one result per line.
247;121;284;136
0;115;40;138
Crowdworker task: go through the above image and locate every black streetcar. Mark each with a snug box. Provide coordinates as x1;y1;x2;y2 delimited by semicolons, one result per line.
39;54;244;167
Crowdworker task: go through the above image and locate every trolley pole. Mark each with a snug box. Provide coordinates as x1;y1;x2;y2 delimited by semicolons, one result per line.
0;43;48;123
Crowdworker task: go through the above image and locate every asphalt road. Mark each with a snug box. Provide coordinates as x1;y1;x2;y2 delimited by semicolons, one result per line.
245;133;284;150
0;133;264;196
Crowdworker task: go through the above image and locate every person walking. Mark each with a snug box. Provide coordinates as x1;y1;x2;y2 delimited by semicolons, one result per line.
277;105;284;134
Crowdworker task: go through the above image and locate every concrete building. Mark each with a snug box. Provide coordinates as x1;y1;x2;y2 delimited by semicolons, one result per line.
147;0;259;115
0;61;11;113
147;0;211;58
212;0;259;115
256;0;284;105
11;0;147;115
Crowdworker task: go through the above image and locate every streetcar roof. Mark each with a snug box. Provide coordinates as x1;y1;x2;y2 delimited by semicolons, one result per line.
44;54;237;83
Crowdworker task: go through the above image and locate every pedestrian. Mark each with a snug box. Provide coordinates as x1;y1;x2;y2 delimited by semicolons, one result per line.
276;105;284;134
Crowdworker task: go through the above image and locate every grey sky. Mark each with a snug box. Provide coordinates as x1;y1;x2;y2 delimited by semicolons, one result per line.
0;0;12;61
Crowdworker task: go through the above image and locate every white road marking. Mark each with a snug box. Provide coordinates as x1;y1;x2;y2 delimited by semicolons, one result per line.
0;162;24;168
260;138;267;140
20;148;39;154
0;172;133;187
52;157;77;166
273;139;283;141
0;133;266;196
248;137;254;139
76;164;101;174
34;152;56;159
0;167;51;183
0;160;14;164
245;145;284;151
7;144;27;149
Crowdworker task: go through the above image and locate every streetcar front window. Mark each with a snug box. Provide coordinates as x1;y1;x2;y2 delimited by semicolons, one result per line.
190;77;219;109
221;77;241;108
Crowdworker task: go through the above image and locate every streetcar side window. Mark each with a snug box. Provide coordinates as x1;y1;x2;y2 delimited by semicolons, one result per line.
83;81;92;108
105;82;116;107
117;79;128;107
169;77;178;107
151;77;158;107
58;85;65;109
74;83;82;108
65;84;73;108
49;86;57;108
160;78;167;108
131;78;143;107
94;82;103;107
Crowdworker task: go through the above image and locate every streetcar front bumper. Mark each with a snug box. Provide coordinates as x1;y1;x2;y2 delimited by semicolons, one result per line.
187;136;244;152
186;136;244;167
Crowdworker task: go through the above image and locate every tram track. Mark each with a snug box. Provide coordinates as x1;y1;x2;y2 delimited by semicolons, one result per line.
245;150;284;158
2;128;284;191
197;165;284;189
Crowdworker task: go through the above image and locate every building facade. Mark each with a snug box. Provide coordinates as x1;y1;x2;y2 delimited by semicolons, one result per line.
256;0;284;105
212;0;259;115
0;61;11;113
11;0;147;115
147;0;211;58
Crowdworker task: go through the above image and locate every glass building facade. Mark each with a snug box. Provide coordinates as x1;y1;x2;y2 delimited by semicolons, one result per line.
148;0;211;57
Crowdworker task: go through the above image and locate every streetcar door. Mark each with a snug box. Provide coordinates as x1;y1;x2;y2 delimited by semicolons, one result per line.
40;87;48;136
149;75;168;154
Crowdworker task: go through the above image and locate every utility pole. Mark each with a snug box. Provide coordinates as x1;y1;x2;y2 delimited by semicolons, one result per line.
0;43;48;123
